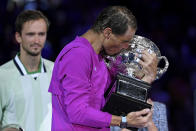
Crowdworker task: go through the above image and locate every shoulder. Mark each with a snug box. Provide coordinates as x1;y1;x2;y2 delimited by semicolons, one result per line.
153;101;167;109
58;37;93;60
42;58;54;72
153;101;167;117
57;44;92;65
63;41;91;55
0;60;16;78
0;60;14;70
43;59;54;66
0;61;15;94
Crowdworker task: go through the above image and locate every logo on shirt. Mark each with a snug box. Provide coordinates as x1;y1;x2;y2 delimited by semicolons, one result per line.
94;67;96;71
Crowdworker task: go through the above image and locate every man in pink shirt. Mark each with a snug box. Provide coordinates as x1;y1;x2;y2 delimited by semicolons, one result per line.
49;6;158;130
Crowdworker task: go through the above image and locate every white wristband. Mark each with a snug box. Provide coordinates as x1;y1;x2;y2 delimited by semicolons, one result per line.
120;116;127;128
122;116;127;123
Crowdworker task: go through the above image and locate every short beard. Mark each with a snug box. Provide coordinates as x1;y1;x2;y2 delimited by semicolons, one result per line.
22;45;41;56
26;50;40;56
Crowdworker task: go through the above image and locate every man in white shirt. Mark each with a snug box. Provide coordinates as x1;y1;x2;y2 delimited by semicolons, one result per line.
0;10;53;131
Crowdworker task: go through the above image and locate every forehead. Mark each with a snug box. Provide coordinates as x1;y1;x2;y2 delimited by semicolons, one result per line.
22;19;47;32
116;26;136;41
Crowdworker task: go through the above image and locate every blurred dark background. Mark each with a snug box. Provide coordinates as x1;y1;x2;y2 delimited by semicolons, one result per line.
0;0;195;130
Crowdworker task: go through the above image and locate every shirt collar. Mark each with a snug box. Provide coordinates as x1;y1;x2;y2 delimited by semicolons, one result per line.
13;55;46;76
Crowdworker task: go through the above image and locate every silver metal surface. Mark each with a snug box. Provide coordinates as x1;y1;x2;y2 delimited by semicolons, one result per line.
105;35;169;80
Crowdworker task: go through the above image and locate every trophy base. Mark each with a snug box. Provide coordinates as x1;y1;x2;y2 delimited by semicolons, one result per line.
102;93;152;130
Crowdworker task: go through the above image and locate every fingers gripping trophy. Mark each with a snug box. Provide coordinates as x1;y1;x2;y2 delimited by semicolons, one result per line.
102;35;169;130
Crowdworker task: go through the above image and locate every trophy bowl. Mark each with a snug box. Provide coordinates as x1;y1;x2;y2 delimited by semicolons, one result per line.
105;35;169;80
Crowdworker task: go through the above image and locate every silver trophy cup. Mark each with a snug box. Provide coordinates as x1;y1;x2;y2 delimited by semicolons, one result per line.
105;35;169;81
103;35;169;130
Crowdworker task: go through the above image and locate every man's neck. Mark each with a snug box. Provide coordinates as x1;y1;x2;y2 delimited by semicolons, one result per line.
81;30;104;54
19;52;41;73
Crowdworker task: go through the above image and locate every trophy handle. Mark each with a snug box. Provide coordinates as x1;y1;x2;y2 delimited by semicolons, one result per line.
156;56;169;79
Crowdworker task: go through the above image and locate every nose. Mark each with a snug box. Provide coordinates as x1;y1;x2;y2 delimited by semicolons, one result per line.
34;35;40;43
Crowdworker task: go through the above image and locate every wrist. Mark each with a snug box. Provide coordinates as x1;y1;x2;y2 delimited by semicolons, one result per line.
110;115;122;126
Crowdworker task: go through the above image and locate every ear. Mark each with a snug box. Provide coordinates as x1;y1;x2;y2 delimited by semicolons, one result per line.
103;27;112;39
15;32;22;44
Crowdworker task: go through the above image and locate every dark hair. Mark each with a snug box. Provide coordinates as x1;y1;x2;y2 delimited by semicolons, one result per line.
91;6;137;35
15;10;49;34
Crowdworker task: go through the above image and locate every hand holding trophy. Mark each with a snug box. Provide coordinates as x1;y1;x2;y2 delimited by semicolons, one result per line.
103;35;169;130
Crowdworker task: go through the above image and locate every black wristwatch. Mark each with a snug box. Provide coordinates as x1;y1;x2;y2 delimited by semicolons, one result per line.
120;116;127;128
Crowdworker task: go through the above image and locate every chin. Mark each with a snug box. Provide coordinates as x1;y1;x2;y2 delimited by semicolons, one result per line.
28;51;41;56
